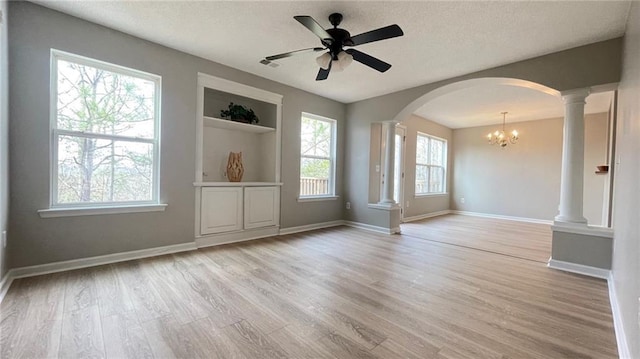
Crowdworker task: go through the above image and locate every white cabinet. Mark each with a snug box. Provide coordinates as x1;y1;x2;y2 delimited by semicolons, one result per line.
200;187;243;235
195;73;282;246
244;187;279;229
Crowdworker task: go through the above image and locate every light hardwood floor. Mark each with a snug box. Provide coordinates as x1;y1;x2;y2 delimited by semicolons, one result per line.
0;216;617;358
401;215;552;262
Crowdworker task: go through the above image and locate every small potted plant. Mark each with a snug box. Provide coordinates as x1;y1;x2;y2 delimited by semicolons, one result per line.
220;102;259;124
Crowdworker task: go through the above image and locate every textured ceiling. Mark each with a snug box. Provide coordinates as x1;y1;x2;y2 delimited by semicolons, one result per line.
34;1;630;104
414;85;613;129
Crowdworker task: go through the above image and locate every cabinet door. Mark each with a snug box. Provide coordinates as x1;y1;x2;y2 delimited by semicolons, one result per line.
244;187;279;229
201;187;243;235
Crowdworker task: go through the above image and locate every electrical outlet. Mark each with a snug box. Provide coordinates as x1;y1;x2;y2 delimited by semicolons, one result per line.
406;201;410;208
1;231;6;249
375;165;380;173
346;202;351;210
460;197;465;204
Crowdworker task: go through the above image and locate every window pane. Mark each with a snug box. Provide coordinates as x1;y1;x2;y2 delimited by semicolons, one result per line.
430;139;443;166
57;135;153;204
301;117;331;157
56;59;155;139
429;166;444;193
415;164;429;194
416;135;429;164
300;157;330;196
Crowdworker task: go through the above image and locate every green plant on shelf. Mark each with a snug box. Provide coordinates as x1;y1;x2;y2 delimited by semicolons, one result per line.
220;102;259;124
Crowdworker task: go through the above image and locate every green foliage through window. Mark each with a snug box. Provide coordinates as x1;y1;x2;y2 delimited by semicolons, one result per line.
53;52;160;206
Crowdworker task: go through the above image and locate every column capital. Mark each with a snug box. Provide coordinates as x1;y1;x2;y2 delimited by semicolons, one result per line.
561;88;591;104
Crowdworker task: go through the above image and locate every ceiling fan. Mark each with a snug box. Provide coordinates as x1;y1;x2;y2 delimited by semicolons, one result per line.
263;13;404;81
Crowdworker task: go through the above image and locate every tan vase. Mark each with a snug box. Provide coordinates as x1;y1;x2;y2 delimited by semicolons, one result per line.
226;151;244;182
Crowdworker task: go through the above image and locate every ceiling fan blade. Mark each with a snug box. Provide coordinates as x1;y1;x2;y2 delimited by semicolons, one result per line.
294;15;334;43
265;47;325;61
316;62;331;81
345;49;392;72
349;24;404;46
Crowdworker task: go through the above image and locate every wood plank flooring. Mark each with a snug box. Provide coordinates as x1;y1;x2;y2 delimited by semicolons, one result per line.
401;214;552;262
0;216;617;358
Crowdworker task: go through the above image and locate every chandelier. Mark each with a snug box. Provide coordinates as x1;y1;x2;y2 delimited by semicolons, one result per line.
487;112;519;148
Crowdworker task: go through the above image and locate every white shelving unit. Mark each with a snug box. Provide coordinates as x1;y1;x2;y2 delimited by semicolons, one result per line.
203;116;275;134
194;73;283;248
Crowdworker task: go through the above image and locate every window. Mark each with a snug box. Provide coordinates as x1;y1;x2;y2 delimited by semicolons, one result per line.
50;50;161;208
299;113;336;198
415;132;447;195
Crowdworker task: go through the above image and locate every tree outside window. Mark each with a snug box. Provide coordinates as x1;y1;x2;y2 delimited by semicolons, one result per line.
299;113;336;197
51;51;160;207
415;133;447;195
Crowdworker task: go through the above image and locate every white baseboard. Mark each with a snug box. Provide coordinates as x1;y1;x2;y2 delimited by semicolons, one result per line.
279;220;344;235
343;221;399;234
0;241;197;304
608;273;632;359
403;210;452;223
10;242;197;280
547;258;610;279
452;210;553;225
0;270;14;304
195;227;279;248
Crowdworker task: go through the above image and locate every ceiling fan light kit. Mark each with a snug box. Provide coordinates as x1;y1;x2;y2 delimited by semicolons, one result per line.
264;12;404;80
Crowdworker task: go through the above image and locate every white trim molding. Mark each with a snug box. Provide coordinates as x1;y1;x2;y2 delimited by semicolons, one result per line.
38;204;168;218
195;226;279;248
10;242;196;280
452;210;553;225
343;221;400;234
551;223;614;238
608;273;632;359
0;271;13;304
0;241;196;304
403;210;452;223
547;258;610;280
279;220;344;235
297;196;339;203
367;203;402;211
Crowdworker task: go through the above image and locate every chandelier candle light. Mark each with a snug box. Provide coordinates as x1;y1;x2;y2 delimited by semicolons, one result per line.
487;112;519;148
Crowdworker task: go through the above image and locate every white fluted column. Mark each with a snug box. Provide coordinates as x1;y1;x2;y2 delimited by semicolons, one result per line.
379;121;396;204
555;88;590;224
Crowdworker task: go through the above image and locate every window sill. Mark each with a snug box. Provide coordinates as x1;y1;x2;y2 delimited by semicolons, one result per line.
297;195;339;203
38;204;168;218
415;192;449;198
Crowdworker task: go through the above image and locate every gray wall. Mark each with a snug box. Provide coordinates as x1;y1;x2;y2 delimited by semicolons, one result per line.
344;38;622;228
8;2;345;268
611;1;640;357
399;115;452;219
0;0;8;279
452;113;608;224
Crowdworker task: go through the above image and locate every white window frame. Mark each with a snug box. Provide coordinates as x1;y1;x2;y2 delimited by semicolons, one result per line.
415;132;447;196
48;49;162;210
298;112;337;200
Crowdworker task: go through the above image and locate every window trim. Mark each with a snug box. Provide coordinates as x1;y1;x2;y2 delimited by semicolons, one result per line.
49;49;162;209
415;132;447;195
298;112;337;199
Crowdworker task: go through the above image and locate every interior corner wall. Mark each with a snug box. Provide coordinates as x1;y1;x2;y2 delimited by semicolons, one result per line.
0;0;9;279
8;2;345;268
399;115;452;218
451;113;608;223
611;1;640;357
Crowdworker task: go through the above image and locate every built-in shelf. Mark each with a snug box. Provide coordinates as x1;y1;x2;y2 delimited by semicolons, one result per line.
194;182;283;187
203;116;275;133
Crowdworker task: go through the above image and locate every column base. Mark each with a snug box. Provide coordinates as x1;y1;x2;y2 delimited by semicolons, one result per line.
553;215;587;225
